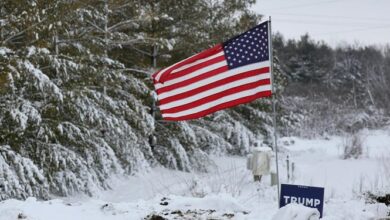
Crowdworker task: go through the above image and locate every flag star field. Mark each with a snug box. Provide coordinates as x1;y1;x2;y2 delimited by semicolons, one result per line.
223;22;269;69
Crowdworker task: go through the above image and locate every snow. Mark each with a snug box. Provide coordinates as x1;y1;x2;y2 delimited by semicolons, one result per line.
0;129;389;219
9;102;41;130
0;47;11;56
22;61;64;102
283;130;390;199
26;46;50;57
272;203;320;220
254;146;272;152
10;108;29;130
0;147;48;201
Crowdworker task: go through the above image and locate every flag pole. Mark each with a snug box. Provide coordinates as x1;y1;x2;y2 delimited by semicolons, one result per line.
268;16;281;205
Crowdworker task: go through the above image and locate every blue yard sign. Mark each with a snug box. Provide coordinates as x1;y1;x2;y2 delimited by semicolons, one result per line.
280;184;325;218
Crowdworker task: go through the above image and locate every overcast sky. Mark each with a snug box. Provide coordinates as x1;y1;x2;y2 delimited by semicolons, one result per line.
253;0;390;47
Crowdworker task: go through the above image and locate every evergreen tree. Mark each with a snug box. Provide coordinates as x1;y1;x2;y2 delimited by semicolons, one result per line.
1;0;275;200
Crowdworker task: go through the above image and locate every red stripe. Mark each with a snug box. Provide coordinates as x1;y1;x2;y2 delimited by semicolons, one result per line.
166;55;226;81
152;70;162;81
159;68;270;105
162;91;272;121
161;79;271;114
153;44;223;83
156;65;229;95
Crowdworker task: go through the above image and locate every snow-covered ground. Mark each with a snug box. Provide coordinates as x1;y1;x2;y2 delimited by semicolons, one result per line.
0;129;389;219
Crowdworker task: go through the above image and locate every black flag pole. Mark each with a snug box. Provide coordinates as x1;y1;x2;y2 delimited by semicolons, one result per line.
268;16;281;204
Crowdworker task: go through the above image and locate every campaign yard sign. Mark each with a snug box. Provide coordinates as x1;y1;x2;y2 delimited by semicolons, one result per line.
280;184;325;218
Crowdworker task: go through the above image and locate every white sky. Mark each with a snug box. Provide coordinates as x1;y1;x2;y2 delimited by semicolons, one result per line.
253;0;390;47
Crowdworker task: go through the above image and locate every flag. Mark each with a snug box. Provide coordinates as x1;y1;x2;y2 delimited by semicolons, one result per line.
152;21;272;121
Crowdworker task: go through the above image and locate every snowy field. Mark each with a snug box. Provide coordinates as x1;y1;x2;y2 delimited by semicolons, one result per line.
0;129;389;219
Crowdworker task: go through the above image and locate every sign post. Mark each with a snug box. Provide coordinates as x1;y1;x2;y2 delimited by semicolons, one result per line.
280;184;325;218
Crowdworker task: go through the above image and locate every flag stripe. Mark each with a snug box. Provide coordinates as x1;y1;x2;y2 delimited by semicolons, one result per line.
162;90;272;121
155;60;228;91
158;66;270;101
156;61;270;95
161;80;271;114
167;55;226;81
153;44;223;83
153;51;202;82
160;77;270;110
172;51;224;74
156;63;228;94
159;69;270;107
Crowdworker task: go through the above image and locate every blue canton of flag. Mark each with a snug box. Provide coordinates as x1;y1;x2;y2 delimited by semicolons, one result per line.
223;22;269;69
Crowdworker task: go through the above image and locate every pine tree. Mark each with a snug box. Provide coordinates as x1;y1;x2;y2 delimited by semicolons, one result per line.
0;0;293;201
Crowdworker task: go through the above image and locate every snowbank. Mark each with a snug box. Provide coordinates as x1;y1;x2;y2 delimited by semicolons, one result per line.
272;203;320;220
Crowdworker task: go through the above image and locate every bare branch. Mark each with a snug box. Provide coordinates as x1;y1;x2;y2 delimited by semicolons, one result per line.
108;19;138;32
2;18;48;45
119;68;152;75
86;21;105;33
124;44;151;56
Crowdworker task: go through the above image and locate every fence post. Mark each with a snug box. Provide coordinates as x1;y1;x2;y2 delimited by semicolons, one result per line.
287;155;290;182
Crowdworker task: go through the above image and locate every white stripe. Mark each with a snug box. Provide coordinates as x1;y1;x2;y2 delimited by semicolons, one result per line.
157;61;270;99
171;51;224;74
154;53;198;82
154;64;173;82
162;84;272;118
155;60;228;89
159;73;271;110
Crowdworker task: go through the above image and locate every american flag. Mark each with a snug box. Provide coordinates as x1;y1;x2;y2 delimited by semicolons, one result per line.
152;21;272;121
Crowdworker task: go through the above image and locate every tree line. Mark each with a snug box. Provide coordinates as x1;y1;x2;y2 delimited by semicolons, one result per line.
274;33;390;136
